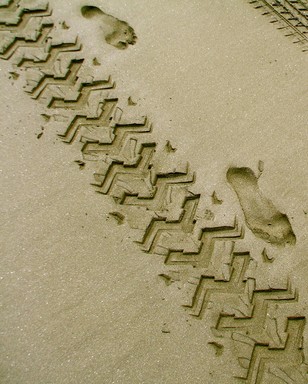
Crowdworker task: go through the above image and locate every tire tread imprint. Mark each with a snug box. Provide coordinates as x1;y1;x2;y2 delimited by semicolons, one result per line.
0;2;307;382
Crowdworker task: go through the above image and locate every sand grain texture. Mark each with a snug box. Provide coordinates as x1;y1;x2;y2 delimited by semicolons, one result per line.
1;1;308;383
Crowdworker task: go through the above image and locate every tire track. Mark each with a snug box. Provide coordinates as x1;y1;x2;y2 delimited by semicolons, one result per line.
0;1;307;382
247;0;308;51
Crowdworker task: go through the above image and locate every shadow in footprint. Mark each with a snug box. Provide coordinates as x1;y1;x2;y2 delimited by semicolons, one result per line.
227;167;296;247
81;5;137;50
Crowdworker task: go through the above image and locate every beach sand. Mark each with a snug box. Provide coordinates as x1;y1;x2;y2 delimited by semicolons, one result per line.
1;1;308;382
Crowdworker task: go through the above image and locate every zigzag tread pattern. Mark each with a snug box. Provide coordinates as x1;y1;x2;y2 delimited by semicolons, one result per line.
0;2;307;382
247;0;308;51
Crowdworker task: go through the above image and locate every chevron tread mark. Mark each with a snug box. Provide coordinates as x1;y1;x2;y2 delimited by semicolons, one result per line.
138;194;201;254
247;0;308;50
93;144;156;200
58;98;118;143
234;318;307;383
0;0;48;26
165;220;243;269
0;18;53;58
14;39;81;67
123;172;194;221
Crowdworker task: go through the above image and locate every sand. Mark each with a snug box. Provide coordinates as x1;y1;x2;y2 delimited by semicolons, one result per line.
1;0;308;383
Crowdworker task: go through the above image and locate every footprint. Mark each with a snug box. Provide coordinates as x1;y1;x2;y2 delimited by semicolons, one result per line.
81;5;137;50
227;167;296;246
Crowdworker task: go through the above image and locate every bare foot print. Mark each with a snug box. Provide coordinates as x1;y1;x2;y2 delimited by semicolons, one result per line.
227;167;296;246
81;5;137;49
